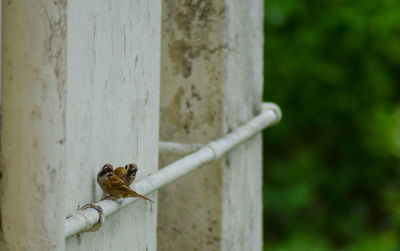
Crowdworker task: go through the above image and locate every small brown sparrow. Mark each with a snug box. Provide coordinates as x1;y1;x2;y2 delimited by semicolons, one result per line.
113;163;138;185
97;164;153;202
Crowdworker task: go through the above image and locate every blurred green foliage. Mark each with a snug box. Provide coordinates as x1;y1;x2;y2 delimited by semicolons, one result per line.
263;0;400;250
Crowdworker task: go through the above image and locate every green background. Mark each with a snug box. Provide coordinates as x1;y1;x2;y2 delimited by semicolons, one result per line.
262;0;400;250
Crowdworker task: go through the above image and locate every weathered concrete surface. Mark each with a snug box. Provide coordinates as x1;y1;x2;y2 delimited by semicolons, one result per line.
65;1;160;250
0;1;67;250
158;1;225;251
221;1;264;250
158;0;263;250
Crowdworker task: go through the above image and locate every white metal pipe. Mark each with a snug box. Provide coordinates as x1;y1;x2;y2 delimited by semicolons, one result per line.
159;141;203;154
65;102;282;237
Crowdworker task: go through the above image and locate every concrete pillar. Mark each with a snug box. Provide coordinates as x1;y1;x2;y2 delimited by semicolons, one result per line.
221;1;263;249
0;1;67;250
64;1;160;250
158;0;263;250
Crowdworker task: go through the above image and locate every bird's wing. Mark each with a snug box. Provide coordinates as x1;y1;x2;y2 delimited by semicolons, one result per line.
108;175;131;191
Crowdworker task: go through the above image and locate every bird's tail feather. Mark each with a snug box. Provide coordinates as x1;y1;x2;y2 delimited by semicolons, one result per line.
128;191;154;203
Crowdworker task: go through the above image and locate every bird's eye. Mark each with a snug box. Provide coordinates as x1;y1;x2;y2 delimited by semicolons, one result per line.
106;173;113;177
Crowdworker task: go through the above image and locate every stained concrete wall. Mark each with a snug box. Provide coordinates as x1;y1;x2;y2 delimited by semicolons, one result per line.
64;1;160;250
158;1;225;250
158;0;263;250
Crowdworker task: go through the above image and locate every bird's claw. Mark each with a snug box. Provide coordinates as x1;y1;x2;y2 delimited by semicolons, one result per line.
101;195;118;201
79;203;105;232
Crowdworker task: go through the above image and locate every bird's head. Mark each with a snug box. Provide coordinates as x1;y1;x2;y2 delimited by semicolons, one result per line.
126;163;138;176
98;163;114;178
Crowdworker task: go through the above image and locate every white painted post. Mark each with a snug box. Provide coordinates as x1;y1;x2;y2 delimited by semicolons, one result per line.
221;1;264;250
0;1;67;250
158;0;263;250
64;1;160;250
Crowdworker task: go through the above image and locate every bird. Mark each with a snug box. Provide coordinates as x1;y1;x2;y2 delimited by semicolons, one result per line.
97;164;153;202
113;163;138;185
